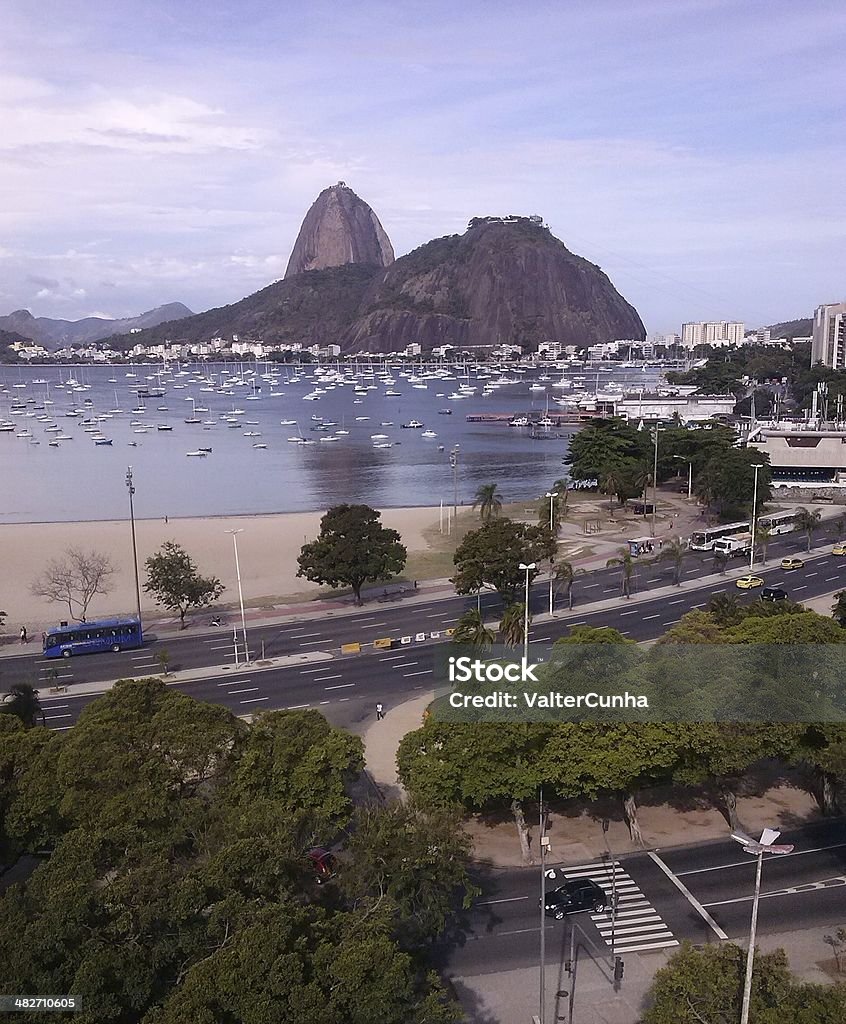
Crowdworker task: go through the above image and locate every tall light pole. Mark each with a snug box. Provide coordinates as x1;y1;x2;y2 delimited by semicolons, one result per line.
539;789;550;1024
749;464;764;571
650;426;663;537
519;561;535;664
732;828;794;1024
545;491;559;615
125;467;142;625
449;445;460;527
673;454;693;501
226;529;248;662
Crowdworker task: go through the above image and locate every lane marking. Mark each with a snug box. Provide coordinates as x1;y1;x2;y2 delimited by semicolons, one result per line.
299;665;337;674
614;939;679;954
289;632;322;638
325;683;355;691
358;623;389;629
649;852;728;939
45;713;72;720
477;896;529;906
702;876;846;909
404;669;433;677
674;841;846;876
312;674;342;681
643;614;660;620
227;687;258;694
392;661;419;668
240;696;268;704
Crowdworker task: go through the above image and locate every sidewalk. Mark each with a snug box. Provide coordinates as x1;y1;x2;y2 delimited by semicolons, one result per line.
360;690;433;801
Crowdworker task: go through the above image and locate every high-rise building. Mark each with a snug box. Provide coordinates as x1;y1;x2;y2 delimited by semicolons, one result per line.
681;321;744;347
811;302;846;369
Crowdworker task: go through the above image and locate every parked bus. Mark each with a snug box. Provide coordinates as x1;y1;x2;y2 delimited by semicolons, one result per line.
756;509;800;535
42;617;143;659
689;521;749;551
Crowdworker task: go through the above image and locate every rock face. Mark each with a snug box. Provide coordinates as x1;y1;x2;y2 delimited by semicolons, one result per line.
340;216;645;352
285;182;394;279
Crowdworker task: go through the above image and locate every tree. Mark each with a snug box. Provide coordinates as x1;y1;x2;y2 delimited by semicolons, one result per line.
754;523;772;564
554;560;584;609
30;547;116;622
713;549;728;575
452;609;495;651
694;449;772;520
472;483;502;523
599;469;621;510
659;536;686;585
833;590;846;627
144;541;225;629
606;548;636;598
451;518;548;604
297;504;407;605
0;682;45;729
499;602;527;648
707;593;743;627
565;418;650;482
795;506;822;552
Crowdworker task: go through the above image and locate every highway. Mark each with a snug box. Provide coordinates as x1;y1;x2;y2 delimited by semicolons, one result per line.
444;820;846;976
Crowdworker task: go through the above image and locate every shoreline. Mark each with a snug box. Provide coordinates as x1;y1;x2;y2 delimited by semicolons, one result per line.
0;504;447;632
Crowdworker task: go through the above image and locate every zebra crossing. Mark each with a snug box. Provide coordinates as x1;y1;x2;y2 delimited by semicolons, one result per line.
559;860;679;955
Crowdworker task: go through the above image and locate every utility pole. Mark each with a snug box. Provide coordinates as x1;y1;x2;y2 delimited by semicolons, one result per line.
450;445;460;526
749;464;764;571
539;790;549;1024
651;426;660;538
226;529;248;662
125;467;142;625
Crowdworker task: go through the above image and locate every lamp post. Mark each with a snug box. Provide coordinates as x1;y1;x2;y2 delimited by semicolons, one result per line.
125;467;142;625
226;529;248;662
539;789;549;1024
519;561;535;664
749;464;764;571
731;828;794;1024
674;454;693;501
545;491;559;615
449;445;460;528
650;426;663;537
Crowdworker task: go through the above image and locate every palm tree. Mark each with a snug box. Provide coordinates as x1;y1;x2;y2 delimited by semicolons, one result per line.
795;506;822;552
499;602;527;648
473;483;503;524
600;471;620;511
659;537;687;585
453;609;495;651
708;592;743;627
832;591;846;628
554;560;584;609
713;550;728;576
754;524;772;565
0;681;45;728
606;548;636;599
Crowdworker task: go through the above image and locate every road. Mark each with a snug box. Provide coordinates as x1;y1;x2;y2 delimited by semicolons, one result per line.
444;819;846;976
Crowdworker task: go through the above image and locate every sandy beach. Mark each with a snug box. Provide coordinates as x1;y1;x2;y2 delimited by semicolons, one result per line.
0;506;444;633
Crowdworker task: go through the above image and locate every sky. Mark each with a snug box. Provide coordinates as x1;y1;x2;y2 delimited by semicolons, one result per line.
1;0;844;334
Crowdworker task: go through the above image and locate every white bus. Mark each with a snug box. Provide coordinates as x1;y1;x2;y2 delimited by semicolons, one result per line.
689;521;750;551
756;509;800;535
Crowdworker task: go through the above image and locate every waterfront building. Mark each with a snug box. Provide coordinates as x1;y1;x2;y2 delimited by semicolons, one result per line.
810;301;846;369
681;321;745;348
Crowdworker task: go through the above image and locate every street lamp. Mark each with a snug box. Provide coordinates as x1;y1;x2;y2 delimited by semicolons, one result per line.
519;562;535;664
673;454;693;501
732;827;794;1024
749;464;765;570
538;788;550;1024
650;426;664;537
125;467;142;626
225;529;249;662
545;491;559;615
449;445;460;527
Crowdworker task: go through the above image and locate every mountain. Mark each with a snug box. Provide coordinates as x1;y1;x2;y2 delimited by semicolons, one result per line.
760;317;812;339
0;302;194;349
285;181;394;278
108;211;645;354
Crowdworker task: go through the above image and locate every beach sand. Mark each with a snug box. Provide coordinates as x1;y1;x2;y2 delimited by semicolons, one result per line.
0;506;444;632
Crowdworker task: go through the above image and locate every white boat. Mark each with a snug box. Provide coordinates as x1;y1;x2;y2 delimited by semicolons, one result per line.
186;450;208;457
280;419;297;425
370;433;389;440
401;419;424;429
421;429;438;438
251;443;268;449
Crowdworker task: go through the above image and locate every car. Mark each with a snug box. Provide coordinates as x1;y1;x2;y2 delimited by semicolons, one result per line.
541;878;607;919
833;544;846;556
761;586;788;602
736;575;765;590
780;557;804;570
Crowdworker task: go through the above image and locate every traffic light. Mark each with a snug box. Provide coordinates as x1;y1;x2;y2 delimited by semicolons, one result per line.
614;957;624;983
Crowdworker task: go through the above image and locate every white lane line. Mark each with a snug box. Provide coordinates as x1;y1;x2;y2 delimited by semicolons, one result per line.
425;613;444;618
289;632;322;638
649;852;728;939
45;713;72;720
358;623;389;629
324;683;355;690
793;585;808;591
392;661;418;668
805;572;818;578
662;619;680;626
619;610;637;616
404;669;433;677
312;674;342;681
668;599;685;605
529;636;551;643
674;841;846;876
598;921;668;936
299;665;337;674
701;878;846;910
379;654;411;662
299;639;328;646
643;614;660;620
241;696;268;704
228;687;258;694
207;643;233;651
477;896;529;906
583;583;599;589
826;575;839;581
41;703;69;709
287;703;309;709
320;700;330;705
614;939;679;954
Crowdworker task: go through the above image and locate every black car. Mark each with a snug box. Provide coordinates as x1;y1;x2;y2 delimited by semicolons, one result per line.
761;586;788;602
542;878;607;919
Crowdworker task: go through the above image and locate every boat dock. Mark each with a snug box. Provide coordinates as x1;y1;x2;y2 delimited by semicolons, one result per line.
465;411;599;425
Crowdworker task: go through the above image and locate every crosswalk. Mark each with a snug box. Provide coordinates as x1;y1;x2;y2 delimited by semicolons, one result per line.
558;860;679;955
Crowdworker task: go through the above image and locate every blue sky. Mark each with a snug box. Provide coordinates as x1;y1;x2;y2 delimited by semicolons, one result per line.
1;0;844;332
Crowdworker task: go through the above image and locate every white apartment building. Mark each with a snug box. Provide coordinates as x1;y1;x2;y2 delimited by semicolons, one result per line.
810;302;846;369
681;321;745;348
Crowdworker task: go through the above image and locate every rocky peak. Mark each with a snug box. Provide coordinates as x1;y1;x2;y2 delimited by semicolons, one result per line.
285;182;394;279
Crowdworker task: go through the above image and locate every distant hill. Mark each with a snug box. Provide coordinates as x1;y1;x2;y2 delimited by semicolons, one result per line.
0;327;25;362
760;317;812;339
120;209;644;354
0;302;194;349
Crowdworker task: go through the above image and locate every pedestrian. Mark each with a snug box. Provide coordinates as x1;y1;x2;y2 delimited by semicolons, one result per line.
164;514;168;524
658;539;664;549
376;702;385;720
19;625;27;644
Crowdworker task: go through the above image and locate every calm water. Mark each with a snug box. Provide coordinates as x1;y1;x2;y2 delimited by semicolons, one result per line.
0;363;663;523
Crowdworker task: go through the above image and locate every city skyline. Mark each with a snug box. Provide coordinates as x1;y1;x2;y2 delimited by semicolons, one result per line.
1;0;844;333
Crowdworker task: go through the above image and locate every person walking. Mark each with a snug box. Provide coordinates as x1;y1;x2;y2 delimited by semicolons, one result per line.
19;625;27;644
376;702;385;721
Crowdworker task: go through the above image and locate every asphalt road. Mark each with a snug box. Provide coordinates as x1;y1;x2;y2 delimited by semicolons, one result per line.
5;530;843;695
444;820;846;976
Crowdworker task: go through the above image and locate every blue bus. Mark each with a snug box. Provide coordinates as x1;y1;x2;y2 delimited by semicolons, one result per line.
42;617;143;659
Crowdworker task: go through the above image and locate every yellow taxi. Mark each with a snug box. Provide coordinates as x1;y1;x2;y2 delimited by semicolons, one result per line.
780;557;804;570
736;575;765;590
833;544;846;556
